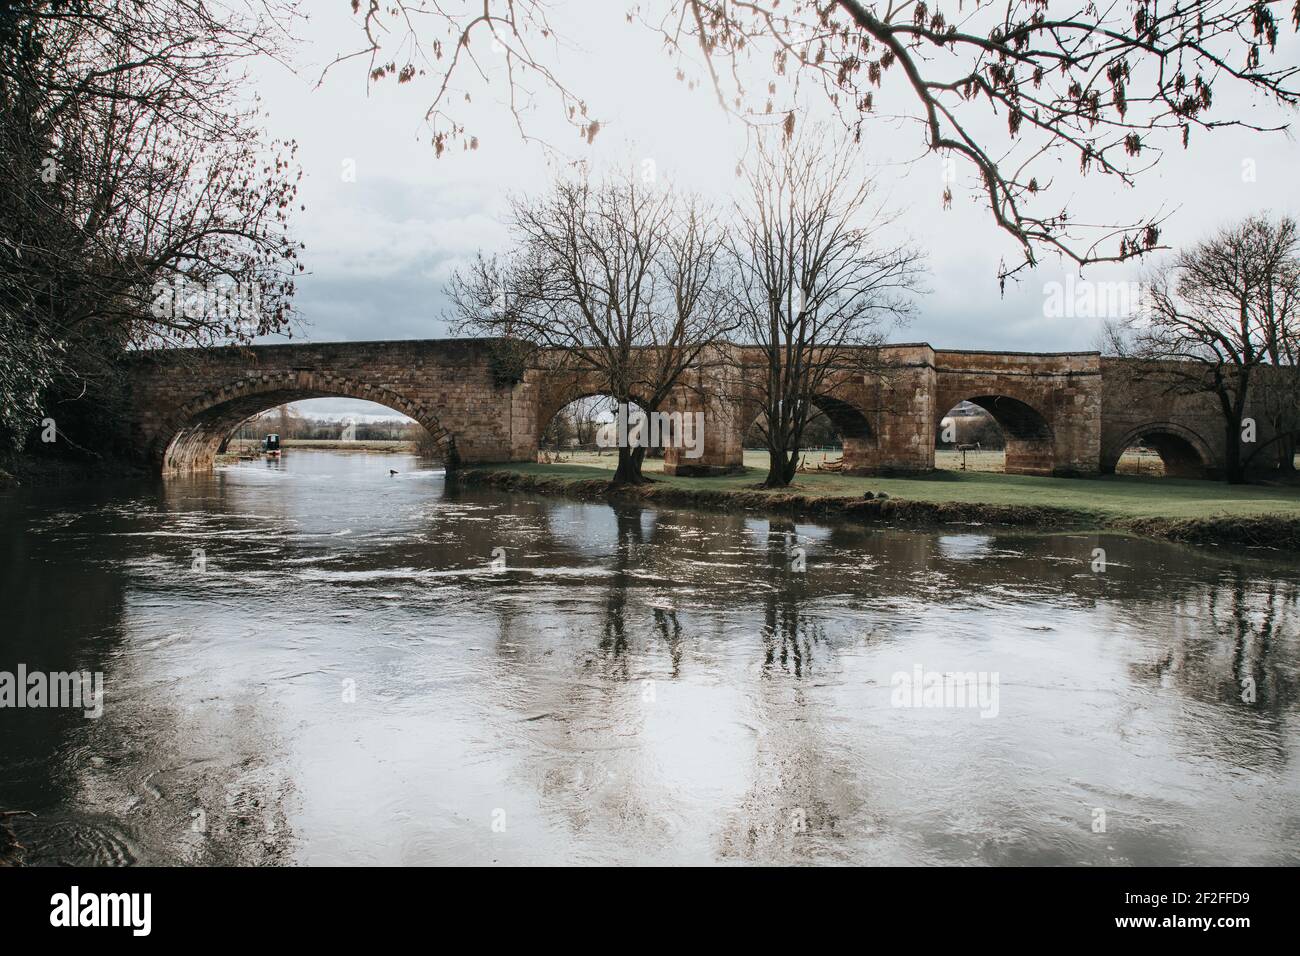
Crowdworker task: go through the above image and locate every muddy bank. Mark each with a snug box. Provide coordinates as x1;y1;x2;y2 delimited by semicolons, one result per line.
1118;515;1300;551
453;467;1300;552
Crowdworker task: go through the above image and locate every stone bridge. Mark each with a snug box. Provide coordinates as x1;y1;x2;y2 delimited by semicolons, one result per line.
124;338;1269;479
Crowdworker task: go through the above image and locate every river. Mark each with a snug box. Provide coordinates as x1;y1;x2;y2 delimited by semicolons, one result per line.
1;450;1297;865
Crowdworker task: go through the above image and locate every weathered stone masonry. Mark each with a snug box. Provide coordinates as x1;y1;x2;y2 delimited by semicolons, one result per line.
124;338;1264;479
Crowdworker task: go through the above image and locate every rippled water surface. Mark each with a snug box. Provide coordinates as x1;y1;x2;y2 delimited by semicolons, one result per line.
2;451;1298;865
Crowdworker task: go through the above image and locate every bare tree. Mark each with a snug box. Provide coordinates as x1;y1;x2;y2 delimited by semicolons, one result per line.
1115;215;1300;483
0;1;304;450
346;1;1298;281
447;168;736;484
1248;220;1300;474
568;395;608;447
731;131;924;488
540;405;577;448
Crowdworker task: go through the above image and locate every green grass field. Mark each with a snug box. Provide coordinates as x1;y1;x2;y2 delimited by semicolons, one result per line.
512;449;1300;521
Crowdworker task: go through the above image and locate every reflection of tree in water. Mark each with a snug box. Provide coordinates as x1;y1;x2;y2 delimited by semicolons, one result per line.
592;503;648;678
1216;574;1298;713
597;589;630;676
760;519;824;679
590;509;837;679
595;517;684;678
761;607;825;680
1127;571;1299;769
651;607;685;678
709;518;860;862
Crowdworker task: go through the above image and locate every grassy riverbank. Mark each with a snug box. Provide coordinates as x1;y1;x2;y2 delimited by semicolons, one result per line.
458;458;1300;551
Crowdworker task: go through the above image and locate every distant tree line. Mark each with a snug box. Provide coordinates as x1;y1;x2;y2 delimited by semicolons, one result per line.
233;407;431;444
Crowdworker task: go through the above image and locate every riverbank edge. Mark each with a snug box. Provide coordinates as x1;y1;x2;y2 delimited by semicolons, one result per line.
453;466;1300;552
0;453;146;488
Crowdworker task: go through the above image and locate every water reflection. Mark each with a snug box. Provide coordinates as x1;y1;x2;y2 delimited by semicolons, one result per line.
1;451;1298;865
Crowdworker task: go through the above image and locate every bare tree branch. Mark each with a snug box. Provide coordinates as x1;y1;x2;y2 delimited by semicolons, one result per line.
350;0;1300;279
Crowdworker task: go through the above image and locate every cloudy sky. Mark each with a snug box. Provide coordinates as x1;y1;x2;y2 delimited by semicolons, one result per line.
246;3;1299;420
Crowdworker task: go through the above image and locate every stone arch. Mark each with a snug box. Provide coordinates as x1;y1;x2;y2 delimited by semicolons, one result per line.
811;394;874;442
809;394;876;473
154;370;454;472
936;393;1055;475
1103;421;1215;479
539;389;652;432
536;388;655;453
739;393;878;474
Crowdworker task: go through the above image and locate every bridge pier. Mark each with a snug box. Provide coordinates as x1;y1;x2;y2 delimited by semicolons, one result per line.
662;356;745;476
859;344;938;474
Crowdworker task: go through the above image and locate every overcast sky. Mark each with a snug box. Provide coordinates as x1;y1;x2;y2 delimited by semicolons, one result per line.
248;3;1299;420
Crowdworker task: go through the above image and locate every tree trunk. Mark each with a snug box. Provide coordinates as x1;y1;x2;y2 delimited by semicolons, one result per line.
762;445;789;488
782;449;799;484
1224;420;1245;484
1278;433;1297;474
611;445;646;485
